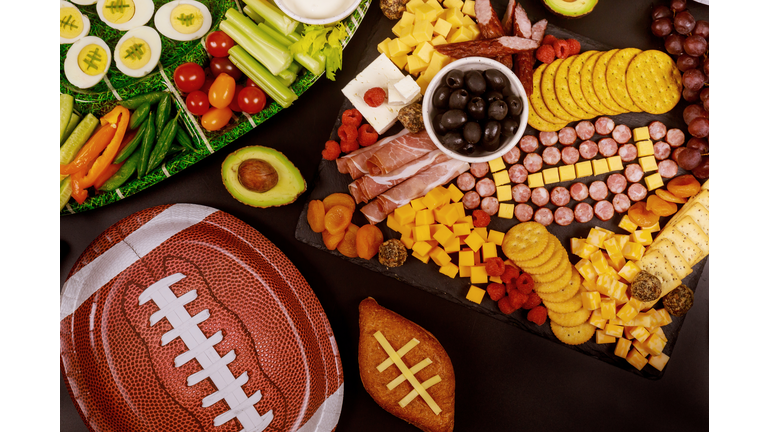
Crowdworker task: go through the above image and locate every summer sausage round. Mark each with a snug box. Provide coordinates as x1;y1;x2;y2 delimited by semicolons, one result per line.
554;206;575;226
542;147;561;165
607;173;628;194
612;124;632;143
456;172;476;191
481;197;499;216
666;128;686;147
470;162;489;178
575;120;596;140
648;121;667;140
579;140;599;159
618;143;638;162
569;182;589;201
624;163;644;183
589;181;609;201
514;203;534;222
531;187;550;207
511;184;532;203
658;159;679;178
561;146;580;165
574;202;594;223
508;163;529;183
612;193;631;213
654;141;671;160
462;190;481;209
558;127;578;145
534;207;554;226
539;131;558;146
503;146;521;164
598;137;618;157
628;183;648;201
519;135;539;153
523;153;543;173
550;186;571;206
594;200;615;221
595;117;615;135
476;178;496;197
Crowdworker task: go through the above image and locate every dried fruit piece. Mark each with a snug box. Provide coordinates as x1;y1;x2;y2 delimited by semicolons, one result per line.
337;224;360;258
646;195;678;217
667;174;701;198
627;201;661;228
322;229;345;251
307;200;326;233
356;224;384;260
324;205;354;235
322;192;356;212
655;188;687;204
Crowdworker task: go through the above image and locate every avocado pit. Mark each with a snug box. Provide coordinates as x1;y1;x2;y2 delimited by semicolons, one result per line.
238;158;278;193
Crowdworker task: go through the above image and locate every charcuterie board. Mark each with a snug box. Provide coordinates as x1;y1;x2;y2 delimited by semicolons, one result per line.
295;4;709;379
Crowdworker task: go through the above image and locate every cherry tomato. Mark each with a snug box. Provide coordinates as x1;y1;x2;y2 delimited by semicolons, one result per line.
208;73;236;109
209;57;242;81
173;62;206;93
200;106;232;131
245;78;259;88
205;31;236;58
237;86;267;114
229;85;244;112
200;75;215;94
186;90;210;116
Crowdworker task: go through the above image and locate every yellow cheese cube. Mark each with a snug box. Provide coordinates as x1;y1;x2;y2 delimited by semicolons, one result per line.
607;156;623;172
412;41;435;63
574;239;599;260
461;14;475;26
470;265;488;284
589;310;606;329
466;24;480;39
466;285;485;304
496;184;512;202
434;204;460;226
582;291;602;311
656;308;673;326
590;250;612;275
415;2;439;22
603;237;622;260
400;235;415;249
412;249;431;263
596;330;617;344
621;241;645;261
425;0;443;12
645;334;666;356
378;37;393;57
412;19;435;42
431;35;448;46
399;27;419;48
447;25;474;43
575;161;593;178
626;348;649;370
618;261;641;283
558;164;576;182
629;312;653;328
615;234;630;250
633;126;650;142
462;0;476;17
406;54;428;75
595;274;614;296
458;250;475;267
387;214;403;233
412;240;435;257
604;322;623;338
406;0;425;14
409;197;426;211
542;167;560;184
458;215;473;224
432;224;455;247
464;231;484;252
413;225;432;242
459;265;472;278
488;230;504;246
395;204;416;225
615;337;632;358
607;279;628;300
391;21;408;38
444;236;461;253
636;140;654;157
646;221;660;233
452;222;472;237
645;173;664;191
592;158;609;175
632;230;653;246
582;275;598;292
415;208;435;226
430;247;452;267
639;155;658;172
652;326;667;342
488;157;506;173
482;242;497;260
618;214;639;232
623;326;636;340
527;173;544;188
617;303;639;323
586;227;608;248
473;227;488;241
575;258;598;284
489;275;503;284
601;299;617;321
447;183;464;203
627;296;644;311
440;262;459;278
648;353;670;371
433;18;452;37
498;203;514;219
423;186;449;209
444;8;464;27
444;0;464;8
493;169;511;186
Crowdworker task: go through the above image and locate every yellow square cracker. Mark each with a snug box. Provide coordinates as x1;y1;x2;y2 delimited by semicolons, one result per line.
493;169;511;186
575;161;593;178
466;285;485;304
527;172;544;188
648;238;692;279
636;140;654;157
684;202;710;236
654;226;702;266
674;215;709;257
592;158;609;176
488;157;506;173
636;250;682;309
496;184;512;202
559;164;576;182
633;126;650;142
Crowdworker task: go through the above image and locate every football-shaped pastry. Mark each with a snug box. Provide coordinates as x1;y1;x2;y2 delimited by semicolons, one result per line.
60;204;344;432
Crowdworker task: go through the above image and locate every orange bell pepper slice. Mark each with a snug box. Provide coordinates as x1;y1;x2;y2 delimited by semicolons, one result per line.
60;123;117;175
91;128;137;190
69;160;94;205
79;106;130;189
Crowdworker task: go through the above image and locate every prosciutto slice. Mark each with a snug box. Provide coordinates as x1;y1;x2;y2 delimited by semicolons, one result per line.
365;129;437;176
361;157;470;224
349;150;449;204
336;129;409;179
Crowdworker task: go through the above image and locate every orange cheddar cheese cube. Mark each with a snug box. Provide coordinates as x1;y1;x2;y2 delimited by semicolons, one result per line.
452;222;472;237
412;240;435;257
488;229;504;246
586;227;609;248
413;225;432;242
639;155;658;172
656;308;673;326
614;337;632;358
400;235;415;249
601;299;617;320
636;140;654;157
621;241;645;261
604;322;623;338
645;333;666;356
626;348;648;370
464;231;484;252
395;204;416;225
412;249;430;263
632;339;651;357
590;250;612;275
466;285;485;304
582;291;602;311
439;262;459;278
618;261;641;283
459;265;472;278
589;310;606;329
415;208;435;226
387;214;404;233
645;221;661;233
595;274;615;296
582;275;598;292
473;227;488;241
614;234;631;250
607;156;623;172
632;229;653;246
575;259;598;284
458;250;475;267
617;303;639;323
432;224;455;247
470;265;488;284
606;279;628;300
652;326;667;342
572;238;599;260
648;353;670;371
444;236;461;253
482;242;497;260
633;126;650;142
645;172;664;191
430;247;452;267
596;330;617;344
447;183;464;202
410;197;427;211
618;215;639;232
627;296;644;311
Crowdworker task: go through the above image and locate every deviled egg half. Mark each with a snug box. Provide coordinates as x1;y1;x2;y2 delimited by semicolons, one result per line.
154;0;212;41
60;1;90;44
114;26;162;78
96;0;154;31
64;36;111;89
71;0;97;4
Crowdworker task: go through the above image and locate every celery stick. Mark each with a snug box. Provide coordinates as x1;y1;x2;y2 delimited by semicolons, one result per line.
229;46;297;108
277;61;301;86
242;5;264;24
258;23;325;76
242;0;298;35
61;112;81;145
221;9;292;76
60;176;72;211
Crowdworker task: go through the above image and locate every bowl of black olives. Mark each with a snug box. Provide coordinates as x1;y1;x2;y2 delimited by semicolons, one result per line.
423;57;528;162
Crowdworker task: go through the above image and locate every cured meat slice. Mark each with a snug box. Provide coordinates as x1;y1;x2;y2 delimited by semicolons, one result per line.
366;129;436;176
512;3;532;38
508;163;529;183
612;193;631;213
462;190;481;209
512;184;531;203
598;137;618;157
594;200;615;221
351;150;449;204
471;162;490;178
542;147;561;165
475;0;505;38
456;172;476;191
514;203;534;221
579;140;599;159
550;186;570;206
434;36;540;60
558;127;578;145
501;0;517;35
338;129;408;179
530;19;548;43
624;163;644;183
569;182;589;201
627;183;648;202
523;153;543;173
574;202;594;223
595;117;615;135
476;178;497;197
612;124;632;144
554;207;574;226
666;128;685;147
539;131;558;146
618;143;638;162
519;135;539;153
654;141;671;160
649;121;667;140
575;121;595;140
481;197;500;215
562;146;580;165
658;159;679;178
531;187;550;206
503;146;521;164
589;181;609;201
534;207;554;226
607;173;628;194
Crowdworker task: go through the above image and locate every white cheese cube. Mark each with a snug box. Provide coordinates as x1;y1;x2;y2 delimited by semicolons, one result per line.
341;53;406;134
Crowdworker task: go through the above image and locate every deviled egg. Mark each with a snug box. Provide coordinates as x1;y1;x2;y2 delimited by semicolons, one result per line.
64;36;111;89
96;0;154;31
154;0;212;41
114;26;162;78
71;0;98;4
60;1;90;44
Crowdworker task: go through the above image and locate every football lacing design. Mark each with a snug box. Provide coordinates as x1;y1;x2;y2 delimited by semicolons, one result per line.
139;273;274;432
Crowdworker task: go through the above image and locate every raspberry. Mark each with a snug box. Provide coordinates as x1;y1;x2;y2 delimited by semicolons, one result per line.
358;124;379;146
542;34;559;45
552;39;569;59
516;272;535;294
522;292;541;310
364;87;387;107
340;139;359;153
527;305;548;326
321;140;341;160
341;108;363;127
497;296;516;315
500;264;520;284
487;283;507;301
484;257;505;276
337;124;358;142
508;289;528;310
566;39;581;56
472;209;491;227
535;44;555;64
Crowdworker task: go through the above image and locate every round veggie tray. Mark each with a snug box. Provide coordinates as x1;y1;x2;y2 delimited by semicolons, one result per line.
60;0;372;215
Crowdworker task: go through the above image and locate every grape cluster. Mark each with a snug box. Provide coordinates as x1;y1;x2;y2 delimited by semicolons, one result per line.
650;0;708;179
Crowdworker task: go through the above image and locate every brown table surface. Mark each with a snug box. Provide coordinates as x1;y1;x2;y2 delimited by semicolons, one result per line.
61;1;709;431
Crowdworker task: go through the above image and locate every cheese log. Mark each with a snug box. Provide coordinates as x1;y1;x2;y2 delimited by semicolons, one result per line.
647;238;692;280
652;226;702;267
637;250;681;310
674;216;709;257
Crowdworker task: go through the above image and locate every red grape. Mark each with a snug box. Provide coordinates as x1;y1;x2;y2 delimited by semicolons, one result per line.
692;156;709;179
652;18;674;37
682;87;701;103
670;0;687;12
684;35;708;57
687;137;709;155
700;87;709;111
665;34;686;56
652;5;673;20
677;54;700;72
682;68;706;91
693;20;709;39
683;103;708;125
677;148;702;171
688;117;709;138
672;147;686;164
674;10;696;34
702;57;709;76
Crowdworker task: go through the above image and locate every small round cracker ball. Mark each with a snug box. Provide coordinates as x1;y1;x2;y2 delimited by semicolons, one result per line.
663;284;694;317
631;270;662;302
378;239;407;268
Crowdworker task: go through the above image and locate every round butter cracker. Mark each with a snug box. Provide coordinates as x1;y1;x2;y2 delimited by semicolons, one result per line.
543;292;583;314
527;103;569;132
522;245;566;275
550;321;596;346
516;235;558;269
540;59;580;122
580;51;622;115
531;64;570;124
591;49;627;114
568;51;605;116
533;264;573;293
555;55;597;119
606;47;643;113
531;255;570;283
626;49;682;115
502;222;550;261
538;271;582;303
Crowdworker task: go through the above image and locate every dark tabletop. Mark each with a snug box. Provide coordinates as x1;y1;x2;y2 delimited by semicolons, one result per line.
60;1;709;431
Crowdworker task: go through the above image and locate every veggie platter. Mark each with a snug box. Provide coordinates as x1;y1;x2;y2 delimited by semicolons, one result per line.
60;0;372;214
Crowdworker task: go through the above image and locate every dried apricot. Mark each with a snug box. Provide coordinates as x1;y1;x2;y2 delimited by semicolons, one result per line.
667;174;701;198
324;205;353;235
337;224;359;258
627;202;660;228
655;189;687;204
322;192;356;212
322;229;344;251
646;195;678;217
307;200;326;233
356;224;384;260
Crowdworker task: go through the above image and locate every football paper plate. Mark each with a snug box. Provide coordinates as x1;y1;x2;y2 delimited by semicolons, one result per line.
60;203;343;432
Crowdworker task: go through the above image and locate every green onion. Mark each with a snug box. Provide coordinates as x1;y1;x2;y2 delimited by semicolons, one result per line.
242;5;264;24
241;0;298;36
258;23;326;76
229;46;298;108
221;9;292;76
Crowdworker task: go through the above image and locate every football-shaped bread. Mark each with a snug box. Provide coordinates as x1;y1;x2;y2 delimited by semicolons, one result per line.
60;204;344;432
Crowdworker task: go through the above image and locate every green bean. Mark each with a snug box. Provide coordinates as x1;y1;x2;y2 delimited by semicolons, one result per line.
128;101;151;130
175;126;196;152
114;119;148;163
119;91;165;110
155;93;172;131
148;113;179;172
138;111;156;178
98;150;141;192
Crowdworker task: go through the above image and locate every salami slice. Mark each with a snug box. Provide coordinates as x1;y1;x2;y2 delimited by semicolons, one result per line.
514;203;534;222
569;182;589;201
595;117;615;135
574;202;594;223
654;141;671;160
658;159;679;178
598;137;618;157
628;183;648;201
542;147;561;165
434;36;540;60
475;0;505;39
554;206;574;226
470;162;490;178
476;178;496;197
523;153;543;173
624;163;644;183
589;180;609;201
618;143;638;162
534;207;554;226
502;146;521;164
531;187;550;206
462;190;481;209
558;127;577;145
606;173;628;194
456;172;476;191
579;140;599;159
562;146;580;165
519;135;539;153
666;128;685;147
612;124;632;144
539;131;558;146
550;186;571;207
511;183;531;203
575;121;596;141
612;193;631;213
481;196;500;215
508;163;528;183
648;121;667;140
594;200;615;221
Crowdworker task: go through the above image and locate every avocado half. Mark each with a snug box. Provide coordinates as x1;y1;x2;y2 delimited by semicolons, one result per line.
221;145;306;208
541;0;599;18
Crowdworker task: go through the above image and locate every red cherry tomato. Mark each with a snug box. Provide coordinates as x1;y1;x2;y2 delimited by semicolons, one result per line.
229;85;244;112
205;31;236;58
200;107;232;131
245;78;259;88
237;86;267;114
209;57;242;81
173;62;206;93
200;75;215;94
208;73;236;109
186;90;210;116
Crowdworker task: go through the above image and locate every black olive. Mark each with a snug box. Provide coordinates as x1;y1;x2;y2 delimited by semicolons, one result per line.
441;131;466;150
432;86;451;109
462;121;482;144
433;113;447;135
483;120;501;145
448;89;470;110
488;100;509;121
506;95;523;116
445;69;464;89
441;109;468;130
484;90;504;104
467;96;486;120
500;118;518;136
481;136;501;152
465;70;486;94
484;69;508;91
459;141;476;155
